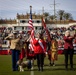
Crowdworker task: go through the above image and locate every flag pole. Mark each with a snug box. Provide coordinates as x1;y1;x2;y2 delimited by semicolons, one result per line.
30;6;32;19
30;6;32;11
30;6;34;72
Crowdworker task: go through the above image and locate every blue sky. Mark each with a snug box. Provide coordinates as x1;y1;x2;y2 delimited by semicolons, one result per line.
0;0;76;20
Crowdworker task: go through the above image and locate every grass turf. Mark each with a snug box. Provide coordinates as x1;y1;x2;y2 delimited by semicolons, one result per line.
0;55;76;75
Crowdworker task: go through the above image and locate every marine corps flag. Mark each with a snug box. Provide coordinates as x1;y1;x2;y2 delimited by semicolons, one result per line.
42;17;51;41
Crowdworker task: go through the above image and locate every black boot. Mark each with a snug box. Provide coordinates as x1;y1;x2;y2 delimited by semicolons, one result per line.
65;66;68;71
41;67;43;71
38;67;40;71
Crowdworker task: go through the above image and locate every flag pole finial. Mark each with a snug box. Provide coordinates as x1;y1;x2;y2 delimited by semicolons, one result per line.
30;6;32;9
29;6;32;19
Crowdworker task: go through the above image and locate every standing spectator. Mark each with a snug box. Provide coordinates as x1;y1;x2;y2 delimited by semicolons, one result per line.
63;30;74;70
5;32;21;71
0;37;3;50
33;32;46;71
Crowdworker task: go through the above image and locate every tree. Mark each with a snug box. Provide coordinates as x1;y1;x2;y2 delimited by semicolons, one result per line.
57;10;64;20
63;12;73;20
44;12;50;22
43;10;73;21
44;12;50;17
49;15;54;20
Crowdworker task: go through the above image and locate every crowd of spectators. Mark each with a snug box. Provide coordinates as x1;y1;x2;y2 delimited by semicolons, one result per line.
0;26;76;51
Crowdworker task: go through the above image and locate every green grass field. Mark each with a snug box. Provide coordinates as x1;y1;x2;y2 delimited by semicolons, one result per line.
0;55;76;75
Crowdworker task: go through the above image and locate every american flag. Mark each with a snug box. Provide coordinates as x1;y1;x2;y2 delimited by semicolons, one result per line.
42;17;51;41
28;6;34;51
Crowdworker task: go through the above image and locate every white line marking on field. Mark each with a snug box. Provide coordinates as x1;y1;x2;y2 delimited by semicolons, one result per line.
30;66;34;75
30;60;34;75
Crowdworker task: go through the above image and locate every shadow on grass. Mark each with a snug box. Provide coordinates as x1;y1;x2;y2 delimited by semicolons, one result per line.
22;64;76;72
33;64;76;71
44;68;76;71
43;64;76;66
33;68;76;71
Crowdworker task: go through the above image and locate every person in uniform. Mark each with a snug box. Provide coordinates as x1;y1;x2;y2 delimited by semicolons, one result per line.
51;37;58;66
5;32;21;71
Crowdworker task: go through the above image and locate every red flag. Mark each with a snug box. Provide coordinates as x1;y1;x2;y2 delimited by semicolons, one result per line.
42;17;51;41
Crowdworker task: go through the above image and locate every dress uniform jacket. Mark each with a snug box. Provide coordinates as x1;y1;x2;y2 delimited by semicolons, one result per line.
33;38;46;54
